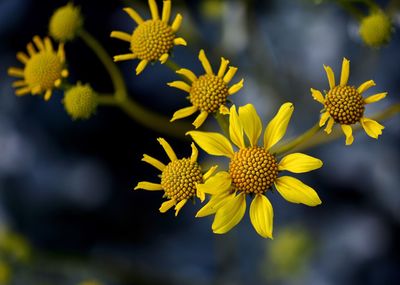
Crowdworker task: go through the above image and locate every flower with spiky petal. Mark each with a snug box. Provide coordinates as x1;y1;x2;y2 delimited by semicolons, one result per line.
111;0;186;75
168;49;244;128
311;58;386;145
8;36;68;101
135;138;217;215
187;103;322;238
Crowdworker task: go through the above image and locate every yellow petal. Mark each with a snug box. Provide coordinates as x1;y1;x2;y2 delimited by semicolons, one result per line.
173;37;187;46
324;117;335;134
219;105;229;115
196;192;230;217
357;80;375;94
8;67;24;78
134;181;163;191
159;199;176;213
161;0;171;22
159;53;169;64
157;137;177;161
110;31;131;42
360;117;384;139
223;66;238;83
190;143;198;163
12;80;27;88
123;7;143;24
340;58;350;86
174;199;187;216
275;176;321;206
61;69;69;78
196;171;232;195
212;192;246;234
113;53;137;62
193;111;208;129
26;42;36;56
238;104;262;147
167;81;191;93
44;37;53;52
310;88;325;104
148;0;160;20
198;49;213;75
16;52;29;64
250;194;273;239
136;60;148;75
31;85;41;94
319;112;330;127
197;187;206;202
364;92;387;104
323;64;335;89
176;68;197;82
171;14;183;32
217;57;230;78
341;124;354;145
15;87;31;96
57;42;65;63
263;102;294;150
171;106;198;122
44;90;52;101
142;154;165;171
229;105;245;149
228;79;244;95
33;35;44;51
278;153;323;173
187;131;234;158
203;165;218;180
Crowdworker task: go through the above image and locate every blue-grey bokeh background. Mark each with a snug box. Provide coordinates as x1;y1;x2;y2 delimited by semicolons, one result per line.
0;0;399;284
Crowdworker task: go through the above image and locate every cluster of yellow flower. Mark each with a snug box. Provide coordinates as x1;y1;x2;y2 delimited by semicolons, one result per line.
7;1;395;239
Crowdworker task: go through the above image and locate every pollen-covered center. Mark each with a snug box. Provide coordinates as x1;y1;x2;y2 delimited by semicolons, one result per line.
24;52;63;90
229;146;279;195
130;19;175;61
325;85;365;125
189;74;229;113
161;158;203;201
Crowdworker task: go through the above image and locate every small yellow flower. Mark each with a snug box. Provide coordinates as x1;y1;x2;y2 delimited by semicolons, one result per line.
8;36;68;101
134;138;217;215
168;49;244;128
78;280;103;285
311;58;386;145
111;0;186;75
49;3;83;42
187;103;322;238
359;10;392;48
63;83;98;120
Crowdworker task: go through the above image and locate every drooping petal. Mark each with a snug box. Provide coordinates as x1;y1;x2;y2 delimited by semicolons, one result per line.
173;37;187;46
238;104;262;146
161;0;171;22
190;143;198;163
196;192;230;217
263;103;294;150
134;181;163;191
167;81;191;92
159;199;176;213
159;53;169;64
157;138;177;161
323;65;335;89
171;14;182;32
357;80;375;94
187;131;234;158
228;79;244;95
196;171;232;195
275;176;321;206
199;49;213;75
174;199;187;216
364;92;387;104
136;60;148;75
360;117;384;139
229;105;245;149
217;57;230;78
324;117;335;134
193;111;208;129
341;124;354;145
44;90;52;101
110;31;132;42
171;106;198;122
142;154;165;171
212;193;246;234
176;68;197;82
319;112;330;127
340;58;350;86
310;88;325;104
249;194;273;239
123;7;144;24
148;0;160;20
278;153;323;173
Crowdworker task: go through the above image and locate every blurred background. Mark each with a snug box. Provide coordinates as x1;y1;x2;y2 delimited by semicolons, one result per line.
1;0;399;284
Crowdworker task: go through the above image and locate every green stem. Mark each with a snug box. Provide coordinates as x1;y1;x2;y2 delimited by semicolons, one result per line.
164;58;182;72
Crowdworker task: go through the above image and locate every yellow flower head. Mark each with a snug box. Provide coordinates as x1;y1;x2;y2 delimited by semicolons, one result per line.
311;58;386;145
359;10;392;48
8;36;68;101
187;103;323;239
49;3;83;42
168;49;244;128
63;83;98;120
134;138;217;215
111;0;186;75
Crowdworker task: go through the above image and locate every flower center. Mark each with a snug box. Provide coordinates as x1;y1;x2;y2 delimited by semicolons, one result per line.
24;52;63;90
229;146;279;195
161;158;203;201
130;19;175;61
325;85;365;125
189;74;229;113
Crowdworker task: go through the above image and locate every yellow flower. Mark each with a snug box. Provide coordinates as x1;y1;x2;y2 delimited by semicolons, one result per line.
63;83;98;120
134;138;217;215
187;103;322;238
359;10;392;48
78;280;103;285
168;49;244;128
111;0;186;75
49;3;83;42
311;58;386;145
7;36;68;101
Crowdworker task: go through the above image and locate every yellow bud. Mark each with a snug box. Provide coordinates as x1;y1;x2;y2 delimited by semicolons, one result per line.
359;10;393;48
49;3;83;42
63;84;97;120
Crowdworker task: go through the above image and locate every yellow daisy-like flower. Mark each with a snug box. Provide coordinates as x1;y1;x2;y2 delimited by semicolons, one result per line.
311;58;386;145
7;36;68;101
111;0;186;75
187;103;322;238
134;138;217;215
168;49;244;128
